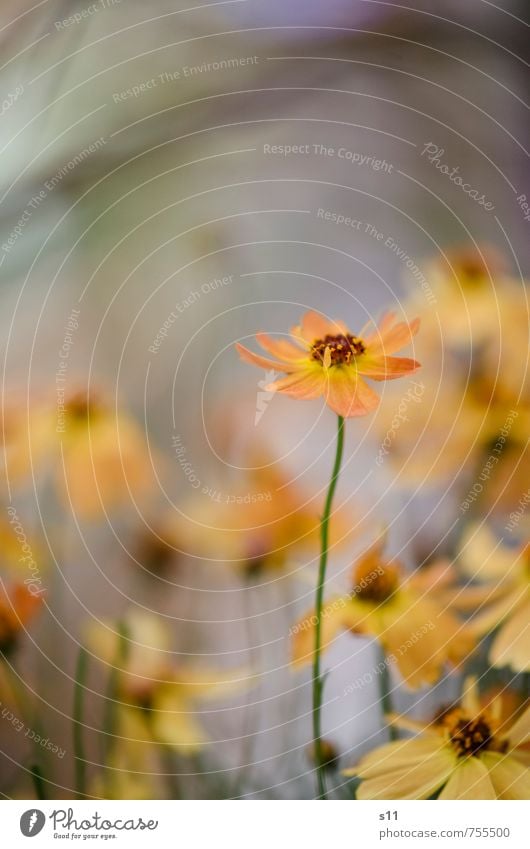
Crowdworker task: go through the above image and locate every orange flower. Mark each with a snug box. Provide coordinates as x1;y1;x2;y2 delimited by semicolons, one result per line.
236;311;420;417
0;582;43;652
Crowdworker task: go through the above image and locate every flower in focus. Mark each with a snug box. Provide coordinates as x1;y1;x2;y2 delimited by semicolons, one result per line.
456;523;530;673
0;581;43;653
236;310;420;417
344;680;530;799
291;539;474;688
87;611;251;755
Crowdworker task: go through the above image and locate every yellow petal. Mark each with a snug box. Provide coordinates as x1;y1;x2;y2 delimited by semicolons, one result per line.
490;601;530;672
354;742;455;800
150;687;208;754
439;757;496;799
459;523;520;582
353;735;452;778
291;595;351;667
482;752;530;799
506;705;530;747
172;667;253;702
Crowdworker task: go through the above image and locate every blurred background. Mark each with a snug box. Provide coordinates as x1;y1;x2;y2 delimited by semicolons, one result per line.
0;0;528;799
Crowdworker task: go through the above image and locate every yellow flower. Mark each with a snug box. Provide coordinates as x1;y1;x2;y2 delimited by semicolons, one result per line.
2;390;155;518
91;707;167;800
409;245;516;349
58;392;155;519
86;611;250;755
344;681;530;799
291;539;474;688
168;458;351;576
236;310;420;417
1;397;56;486
457;523;530;673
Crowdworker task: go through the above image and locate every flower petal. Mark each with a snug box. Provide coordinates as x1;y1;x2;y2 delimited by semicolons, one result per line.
291;595;349;667
325;370;380;418
255;332;307;362
351;738;455;800
365;315;420;355
438;757;496;799
481;752;530;799
172;667;252;702
150;686;209;754
490;600;530;672
266;369;325;399
357;354;421;381
235;342;302;374
506;704;530;747
295;310;348;344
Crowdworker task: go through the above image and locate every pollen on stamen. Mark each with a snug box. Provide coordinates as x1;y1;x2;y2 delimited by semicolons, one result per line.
311;334;366;366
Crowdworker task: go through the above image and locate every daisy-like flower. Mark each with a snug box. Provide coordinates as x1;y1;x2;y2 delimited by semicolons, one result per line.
168;457;352;577
58;391;156;519
291;539;474;688
344;680;530;799
236;310;420;417
86;611;251;755
2;390;156;519
456;523;530;673
0;581;43;653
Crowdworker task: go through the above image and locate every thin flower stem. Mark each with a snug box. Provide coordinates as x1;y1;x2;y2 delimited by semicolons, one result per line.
101;621;129;766
29;763;47;800
73;646;88;800
379;650;398;742
313;414;345;800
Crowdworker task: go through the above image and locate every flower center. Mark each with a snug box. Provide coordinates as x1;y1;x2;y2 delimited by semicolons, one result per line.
442;710;498;758
352;560;400;603
311;334;365;366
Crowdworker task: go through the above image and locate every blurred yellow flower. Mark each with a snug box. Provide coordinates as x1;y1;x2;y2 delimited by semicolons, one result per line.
291;539;474;688
457;523;530;673
236;310;420;417
168;458;351;576
344;680;530;799
377;247;530;497
87;611;251;755
58;392;155;519
91;707;167;800
2;390;155;519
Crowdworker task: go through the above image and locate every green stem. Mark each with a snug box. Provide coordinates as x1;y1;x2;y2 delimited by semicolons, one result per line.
29;763;47;800
379;651;398;742
101;621;129;766
73;646;88;799
313;414;345;800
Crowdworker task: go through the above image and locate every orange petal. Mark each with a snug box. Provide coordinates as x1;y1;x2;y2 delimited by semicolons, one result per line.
325;370;380;418
266;369;325;399
255;332;307;362
358;354;421;381
235;342;302;374
295;311;348;344
366;315;420;355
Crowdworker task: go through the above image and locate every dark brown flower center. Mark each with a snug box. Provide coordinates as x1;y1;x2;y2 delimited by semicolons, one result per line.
352;561;400;603
444;711;498;757
311;334;365;366
65;392;100;422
